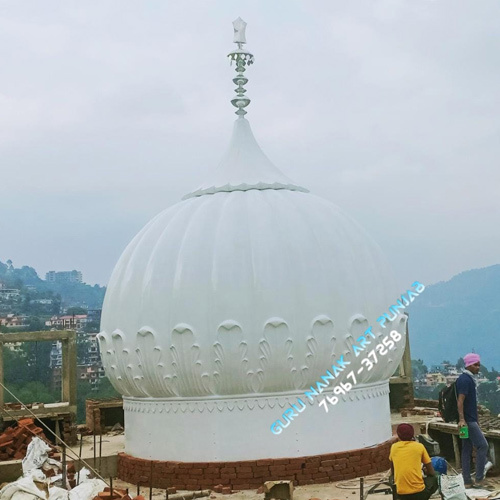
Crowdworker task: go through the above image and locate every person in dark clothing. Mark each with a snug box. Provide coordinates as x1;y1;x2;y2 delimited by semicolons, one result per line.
457;353;490;488
390;423;438;500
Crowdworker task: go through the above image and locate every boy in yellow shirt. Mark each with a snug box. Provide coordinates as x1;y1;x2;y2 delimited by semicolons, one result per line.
389;423;438;500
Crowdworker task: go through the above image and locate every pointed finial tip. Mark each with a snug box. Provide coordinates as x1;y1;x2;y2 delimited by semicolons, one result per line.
228;18;254;116
232;18;247;44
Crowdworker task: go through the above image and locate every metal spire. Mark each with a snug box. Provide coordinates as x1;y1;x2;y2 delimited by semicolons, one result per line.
228;17;254;117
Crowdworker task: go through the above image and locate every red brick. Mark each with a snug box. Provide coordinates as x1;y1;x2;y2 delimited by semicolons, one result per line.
117;439;395;489
273;459;290;465
237;472;254;479
252;466;270;474
321;459;336;466
252;470;269;478
269;466;287;474
256;459;273;466
305;467;320;474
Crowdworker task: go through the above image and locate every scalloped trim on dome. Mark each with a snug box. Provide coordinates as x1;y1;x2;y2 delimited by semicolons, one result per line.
183;181;308;199
182;117;309;200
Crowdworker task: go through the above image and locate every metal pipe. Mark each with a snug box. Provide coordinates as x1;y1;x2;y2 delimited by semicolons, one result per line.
62;441;67;490
99;430;103;474
77;432;83;485
150;460;154;500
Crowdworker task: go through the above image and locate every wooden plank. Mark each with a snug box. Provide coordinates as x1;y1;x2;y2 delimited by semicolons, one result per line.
452;434;461;469
0;330;72;343
1;405;76;421
389;376;412;384
428;422;460;434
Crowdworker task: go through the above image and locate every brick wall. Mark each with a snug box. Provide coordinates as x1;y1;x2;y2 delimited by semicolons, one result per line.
117;438;396;490
86;400;102;434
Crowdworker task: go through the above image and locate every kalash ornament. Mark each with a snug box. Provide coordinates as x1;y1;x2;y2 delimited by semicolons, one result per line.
98;18;406;466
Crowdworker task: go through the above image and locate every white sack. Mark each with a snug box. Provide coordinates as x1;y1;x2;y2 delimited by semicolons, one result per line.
0;477;48;500
68;479;107;500
47;486;69;500
22;437;52;476
439;474;468;500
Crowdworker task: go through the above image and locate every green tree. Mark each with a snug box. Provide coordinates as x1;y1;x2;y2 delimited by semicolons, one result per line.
485;368;500;382
27;317;44;331
478;382;500;414
412;359;428;380
66;307;87;315
431;383;446;400
76;377;120;423
8;381;58;405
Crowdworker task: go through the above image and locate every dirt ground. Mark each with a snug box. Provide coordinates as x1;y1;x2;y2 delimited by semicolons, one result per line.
111;471;500;500
73;412;500;500
112;471;392;500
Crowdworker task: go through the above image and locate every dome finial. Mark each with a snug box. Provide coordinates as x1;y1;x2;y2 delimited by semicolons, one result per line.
228;17;254;117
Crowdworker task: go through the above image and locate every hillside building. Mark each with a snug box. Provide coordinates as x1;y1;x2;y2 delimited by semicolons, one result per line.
45;270;83;283
45;314;87;330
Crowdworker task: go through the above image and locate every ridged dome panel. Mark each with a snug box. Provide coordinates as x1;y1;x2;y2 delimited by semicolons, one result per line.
99;189;405;399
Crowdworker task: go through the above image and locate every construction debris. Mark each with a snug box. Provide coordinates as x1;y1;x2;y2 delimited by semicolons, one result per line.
0;418;55;461
0;436;108;500
262;480;294;500
109;423;124;435
92;486;131;499
400;407;439;417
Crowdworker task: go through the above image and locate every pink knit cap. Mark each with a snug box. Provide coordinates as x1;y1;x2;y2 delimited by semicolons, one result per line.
464;353;481;367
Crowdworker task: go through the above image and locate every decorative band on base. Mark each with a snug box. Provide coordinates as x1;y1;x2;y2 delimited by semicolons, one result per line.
123;381;392;461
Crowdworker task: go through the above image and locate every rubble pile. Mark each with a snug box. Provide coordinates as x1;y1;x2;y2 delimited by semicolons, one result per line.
0;418;55;461
0;435;107;500
400;407;439;417
92;487;132;499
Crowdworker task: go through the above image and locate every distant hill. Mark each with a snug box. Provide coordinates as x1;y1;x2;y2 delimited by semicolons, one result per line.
0;260;105;309
407;264;500;370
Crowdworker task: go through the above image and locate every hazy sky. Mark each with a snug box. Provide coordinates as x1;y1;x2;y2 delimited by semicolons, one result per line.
1;0;499;289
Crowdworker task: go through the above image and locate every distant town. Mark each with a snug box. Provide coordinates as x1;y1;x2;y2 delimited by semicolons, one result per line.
2;258;500;417
412;358;500;415
0;259;113;419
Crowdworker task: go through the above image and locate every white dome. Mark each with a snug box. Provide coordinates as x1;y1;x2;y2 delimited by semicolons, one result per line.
98;117;406;461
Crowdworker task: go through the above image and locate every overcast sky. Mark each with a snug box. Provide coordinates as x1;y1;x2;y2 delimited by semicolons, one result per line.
0;0;499;290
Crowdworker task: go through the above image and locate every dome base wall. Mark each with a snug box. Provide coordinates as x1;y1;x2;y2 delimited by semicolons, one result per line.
123;381;392;462
118;436;396;490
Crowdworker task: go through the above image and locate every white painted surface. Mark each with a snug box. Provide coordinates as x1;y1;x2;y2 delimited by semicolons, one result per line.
99;115;405;460
123;381;392;461
184;118;308;198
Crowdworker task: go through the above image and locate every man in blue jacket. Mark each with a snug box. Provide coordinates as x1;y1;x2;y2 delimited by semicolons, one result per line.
457;353;489;488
